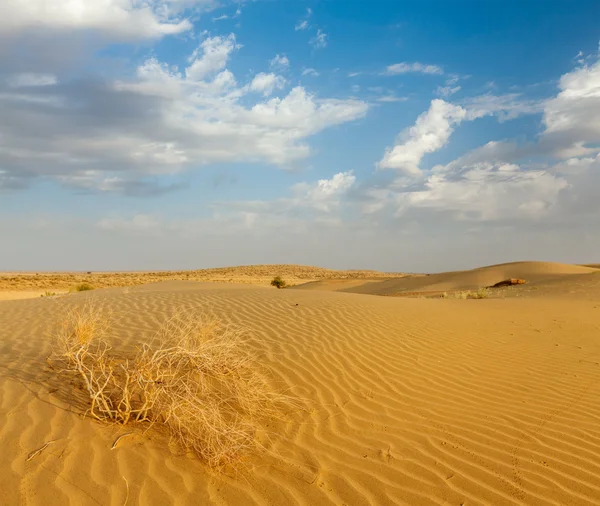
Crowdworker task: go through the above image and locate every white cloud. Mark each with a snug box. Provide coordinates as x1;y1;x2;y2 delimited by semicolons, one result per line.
0;38;368;190
377;95;408;103
395;163;567;221
0;0;208;39
432;140;525;174
215;171;356;224
249;72;286;96
310;29;328;49
463;93;543;121
378;99;466;174
385;63;443;76
348;72;362;78
185;34;241;81
436;85;461;97
542;58;600;157
302;68;319;77
295;7;312;31
7;73;57;87
368;55;600;225
291;171;356;212
213;14;229;21
269;54;290;69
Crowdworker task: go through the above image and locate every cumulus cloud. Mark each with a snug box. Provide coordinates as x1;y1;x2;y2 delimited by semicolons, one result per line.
0;0;207;39
542;58;600;157
291;171;356;212
249;72;286;96
214;171;356;226
185;34;241;80
378;100;466;174
0;36;368;191
384;63;443;76
366;55;600;224
395;163;568;221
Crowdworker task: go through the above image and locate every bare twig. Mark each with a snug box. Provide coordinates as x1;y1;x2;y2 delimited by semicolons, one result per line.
111;432;135;450
26;439;58;462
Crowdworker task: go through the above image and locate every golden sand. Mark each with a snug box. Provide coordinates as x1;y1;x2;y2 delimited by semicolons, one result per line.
1;261;599;504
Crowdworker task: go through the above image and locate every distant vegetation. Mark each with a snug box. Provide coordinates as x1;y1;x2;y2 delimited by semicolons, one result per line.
445;288;489;299
72;283;94;292
270;276;286;289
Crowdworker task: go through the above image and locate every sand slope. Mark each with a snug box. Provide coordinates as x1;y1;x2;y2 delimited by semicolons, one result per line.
294;261;600;296
1;281;600;504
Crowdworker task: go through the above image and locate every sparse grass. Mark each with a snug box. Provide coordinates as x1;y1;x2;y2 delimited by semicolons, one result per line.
72;283;94;292
270;276;286;289
50;303;285;468
41;291;58;297
451;288;489;299
469;288;489;299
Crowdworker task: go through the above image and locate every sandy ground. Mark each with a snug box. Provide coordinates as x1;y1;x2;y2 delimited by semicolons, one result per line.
1;262;600;505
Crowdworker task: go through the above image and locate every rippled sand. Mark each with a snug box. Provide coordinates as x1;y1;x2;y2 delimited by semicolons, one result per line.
1;267;600;504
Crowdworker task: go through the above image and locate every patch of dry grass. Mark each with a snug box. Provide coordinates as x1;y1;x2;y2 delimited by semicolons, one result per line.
51;303;285;467
451;288;490;299
71;283;94;292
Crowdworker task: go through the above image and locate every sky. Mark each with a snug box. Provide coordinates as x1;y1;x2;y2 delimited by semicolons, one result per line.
2;0;600;272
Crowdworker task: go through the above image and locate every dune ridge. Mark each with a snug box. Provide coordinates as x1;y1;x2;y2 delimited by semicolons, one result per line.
293;261;600;296
1;276;600;504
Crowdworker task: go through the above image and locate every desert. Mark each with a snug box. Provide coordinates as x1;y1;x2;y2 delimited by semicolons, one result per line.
4;1;600;504
1;261;599;505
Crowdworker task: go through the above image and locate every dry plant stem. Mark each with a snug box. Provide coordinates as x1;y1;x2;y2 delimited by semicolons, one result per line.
26;440;58;462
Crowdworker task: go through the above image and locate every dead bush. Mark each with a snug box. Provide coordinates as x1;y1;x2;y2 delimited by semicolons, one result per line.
51;303;284;467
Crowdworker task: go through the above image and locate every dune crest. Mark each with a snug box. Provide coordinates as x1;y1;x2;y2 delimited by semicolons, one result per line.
294;261;600;296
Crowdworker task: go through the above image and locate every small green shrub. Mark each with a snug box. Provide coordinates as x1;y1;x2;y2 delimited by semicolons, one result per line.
41;291;58;297
270;276;286;289
73;283;94;292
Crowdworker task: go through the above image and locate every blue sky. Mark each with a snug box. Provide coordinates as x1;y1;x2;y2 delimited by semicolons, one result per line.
2;0;600;271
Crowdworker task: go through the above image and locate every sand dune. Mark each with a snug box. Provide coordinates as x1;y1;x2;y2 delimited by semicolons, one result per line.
1;278;600;504
294;261;600;296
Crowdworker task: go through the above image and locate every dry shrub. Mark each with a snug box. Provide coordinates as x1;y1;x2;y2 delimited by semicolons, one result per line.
72;283;95;292
451;288;489;299
52;303;284;467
